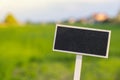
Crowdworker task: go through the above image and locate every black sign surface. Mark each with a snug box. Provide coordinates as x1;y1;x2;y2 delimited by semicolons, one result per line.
53;25;111;58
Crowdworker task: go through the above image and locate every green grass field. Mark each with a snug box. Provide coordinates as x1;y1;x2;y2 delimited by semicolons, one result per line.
0;23;120;80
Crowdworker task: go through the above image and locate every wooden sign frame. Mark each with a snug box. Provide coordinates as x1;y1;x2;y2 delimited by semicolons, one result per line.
53;24;111;58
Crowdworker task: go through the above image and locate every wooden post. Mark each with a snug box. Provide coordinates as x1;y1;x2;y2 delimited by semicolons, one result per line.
73;55;82;80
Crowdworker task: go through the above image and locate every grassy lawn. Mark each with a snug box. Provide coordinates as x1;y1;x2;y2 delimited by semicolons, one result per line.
0;23;119;80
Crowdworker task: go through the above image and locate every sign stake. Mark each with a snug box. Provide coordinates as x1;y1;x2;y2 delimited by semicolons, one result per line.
73;55;82;80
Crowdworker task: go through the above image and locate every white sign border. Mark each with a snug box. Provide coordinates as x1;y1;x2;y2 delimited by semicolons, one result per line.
53;24;111;58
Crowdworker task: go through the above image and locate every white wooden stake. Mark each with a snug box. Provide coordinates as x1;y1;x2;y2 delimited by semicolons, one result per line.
73;55;82;80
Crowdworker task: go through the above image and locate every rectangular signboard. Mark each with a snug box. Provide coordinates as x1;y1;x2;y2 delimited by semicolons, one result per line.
53;24;111;58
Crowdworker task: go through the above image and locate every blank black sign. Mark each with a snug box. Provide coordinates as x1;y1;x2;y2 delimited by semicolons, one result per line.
53;25;111;58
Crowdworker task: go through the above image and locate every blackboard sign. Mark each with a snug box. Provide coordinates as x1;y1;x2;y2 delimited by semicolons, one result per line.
53;24;111;58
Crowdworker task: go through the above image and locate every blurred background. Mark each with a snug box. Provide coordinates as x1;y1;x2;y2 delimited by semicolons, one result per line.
0;0;120;80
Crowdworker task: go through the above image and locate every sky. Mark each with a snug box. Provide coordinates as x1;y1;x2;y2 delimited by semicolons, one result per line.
0;0;120;22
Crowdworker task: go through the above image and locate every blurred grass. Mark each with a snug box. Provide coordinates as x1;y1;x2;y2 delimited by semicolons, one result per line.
0;23;119;80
